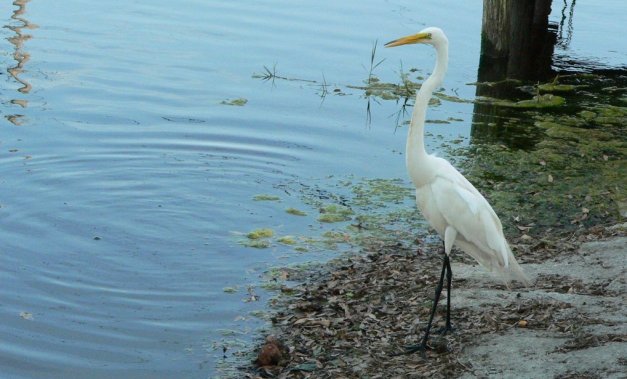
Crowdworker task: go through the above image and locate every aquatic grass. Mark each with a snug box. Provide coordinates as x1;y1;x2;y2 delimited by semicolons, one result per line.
366;40;386;86
252;64;317;84
317;72;329;102
254;63;280;84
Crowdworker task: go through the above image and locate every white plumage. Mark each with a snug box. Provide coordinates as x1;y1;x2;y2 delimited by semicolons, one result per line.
414;155;529;285
388;26;529;286
385;27;529;353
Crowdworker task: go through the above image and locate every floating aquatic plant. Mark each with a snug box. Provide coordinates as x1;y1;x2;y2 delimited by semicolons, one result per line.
253;194;281;201
318;204;354;223
221;98;248;106
247;228;274;239
277;236;297;245
286;208;307;216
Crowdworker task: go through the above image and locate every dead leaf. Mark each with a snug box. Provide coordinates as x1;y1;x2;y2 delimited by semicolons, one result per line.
293;318;309;325
521;234;533;241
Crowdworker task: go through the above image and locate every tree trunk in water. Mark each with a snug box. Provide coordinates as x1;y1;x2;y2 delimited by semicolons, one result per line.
479;0;555;81
471;0;558;147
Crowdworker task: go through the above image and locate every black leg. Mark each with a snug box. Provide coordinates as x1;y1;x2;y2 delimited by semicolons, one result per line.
443;254;454;332
401;250;448;354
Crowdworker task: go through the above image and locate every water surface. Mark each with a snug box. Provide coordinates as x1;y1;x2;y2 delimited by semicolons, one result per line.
0;1;624;378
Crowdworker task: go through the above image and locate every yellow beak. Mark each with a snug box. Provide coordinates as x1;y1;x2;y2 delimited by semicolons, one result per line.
384;32;431;48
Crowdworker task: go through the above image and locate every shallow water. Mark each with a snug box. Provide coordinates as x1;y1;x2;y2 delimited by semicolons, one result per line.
0;0;624;378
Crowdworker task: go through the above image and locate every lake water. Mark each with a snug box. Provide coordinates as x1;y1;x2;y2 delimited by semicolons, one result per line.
1;1;624;378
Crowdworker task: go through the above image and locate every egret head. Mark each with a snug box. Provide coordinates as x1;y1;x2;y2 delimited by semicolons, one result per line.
384;27;447;48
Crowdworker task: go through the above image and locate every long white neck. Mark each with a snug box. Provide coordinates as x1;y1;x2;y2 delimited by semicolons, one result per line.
406;41;448;170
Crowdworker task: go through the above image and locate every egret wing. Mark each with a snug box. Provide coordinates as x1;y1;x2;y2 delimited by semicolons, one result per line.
430;173;509;267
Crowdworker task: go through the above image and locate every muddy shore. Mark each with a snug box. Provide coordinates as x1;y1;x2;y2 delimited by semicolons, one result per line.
241;224;626;378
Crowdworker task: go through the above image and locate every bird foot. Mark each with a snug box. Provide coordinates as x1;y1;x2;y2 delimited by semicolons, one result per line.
391;342;430;357
435;323;455;335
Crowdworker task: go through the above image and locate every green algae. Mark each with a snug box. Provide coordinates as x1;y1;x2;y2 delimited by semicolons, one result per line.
241;228;275;249
247;228;274;239
433;92;474;103
537;76;584;94
242;239;271;249
354;79;417;101
318;213;350;223
351;178;413;208
241;71;625;256
286;208;307;216
318;204;354;223
486;94;566;109
241;178;422;253
322;231;349;242
353;74;467;105
538;83;578;93
277;236;297;245
452;102;626;234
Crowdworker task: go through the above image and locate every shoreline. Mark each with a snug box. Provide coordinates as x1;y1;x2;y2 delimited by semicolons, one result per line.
241;223;626;378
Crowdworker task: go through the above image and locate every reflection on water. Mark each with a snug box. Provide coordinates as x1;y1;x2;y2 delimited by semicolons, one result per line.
470;0;627;147
5;0;36;125
556;0;575;49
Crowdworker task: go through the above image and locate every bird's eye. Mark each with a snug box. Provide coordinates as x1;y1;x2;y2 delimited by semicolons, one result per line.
426;33;432;39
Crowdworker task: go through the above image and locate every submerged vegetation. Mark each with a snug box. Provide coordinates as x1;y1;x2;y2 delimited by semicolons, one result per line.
458;75;626;237
239;70;625;253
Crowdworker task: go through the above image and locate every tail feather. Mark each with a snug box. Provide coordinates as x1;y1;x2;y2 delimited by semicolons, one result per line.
498;252;531;289
455;239;531;288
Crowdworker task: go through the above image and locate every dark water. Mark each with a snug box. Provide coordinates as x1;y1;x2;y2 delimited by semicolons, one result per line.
0;0;624;378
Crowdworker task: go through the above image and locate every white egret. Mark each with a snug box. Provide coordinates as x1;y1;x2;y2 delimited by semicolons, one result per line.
385;27;530;354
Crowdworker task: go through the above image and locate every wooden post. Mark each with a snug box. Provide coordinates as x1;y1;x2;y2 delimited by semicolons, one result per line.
471;0;558;146
479;0;555;81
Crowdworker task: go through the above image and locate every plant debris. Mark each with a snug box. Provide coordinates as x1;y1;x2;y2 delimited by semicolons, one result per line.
239;227;625;378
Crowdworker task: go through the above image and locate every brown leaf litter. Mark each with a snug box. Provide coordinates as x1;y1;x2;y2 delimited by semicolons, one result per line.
242;225;626;378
